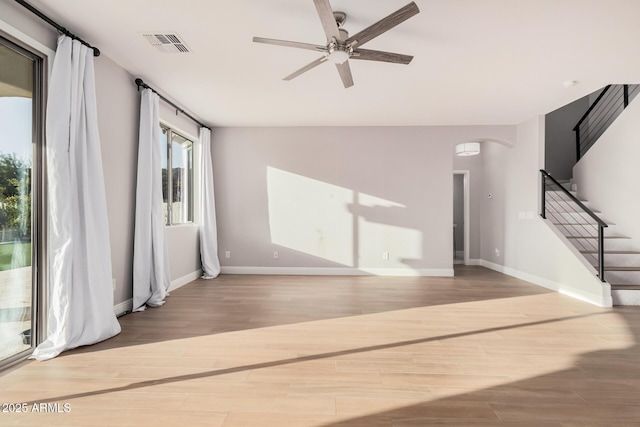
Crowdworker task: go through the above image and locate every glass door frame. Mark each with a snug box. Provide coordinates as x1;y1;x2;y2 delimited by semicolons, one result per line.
0;30;47;369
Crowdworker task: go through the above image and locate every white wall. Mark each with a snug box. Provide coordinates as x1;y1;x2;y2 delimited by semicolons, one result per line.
1;5;202;309
573;94;640;246
212;125;515;276
480;116;611;306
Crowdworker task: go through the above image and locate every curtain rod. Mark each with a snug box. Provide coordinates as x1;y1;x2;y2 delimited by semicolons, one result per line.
135;78;211;130
15;0;100;56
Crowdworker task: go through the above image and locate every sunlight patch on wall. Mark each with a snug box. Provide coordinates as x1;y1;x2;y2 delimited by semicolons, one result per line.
267;167;422;269
359;220;423;267
358;193;406;209
267;167;354;266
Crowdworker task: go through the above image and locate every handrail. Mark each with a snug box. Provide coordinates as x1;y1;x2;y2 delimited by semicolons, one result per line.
573;85;612;131
539;170;608;228
540;169;607;282
573;84;638;161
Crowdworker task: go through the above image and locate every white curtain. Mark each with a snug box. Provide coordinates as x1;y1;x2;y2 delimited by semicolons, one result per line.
31;35;121;361
199;128;221;279
132;89;171;311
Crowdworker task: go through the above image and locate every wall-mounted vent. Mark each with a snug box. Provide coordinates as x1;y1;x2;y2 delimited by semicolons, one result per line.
143;33;191;53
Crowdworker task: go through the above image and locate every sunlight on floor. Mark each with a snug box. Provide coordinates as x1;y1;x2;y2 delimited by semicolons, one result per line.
1;281;636;426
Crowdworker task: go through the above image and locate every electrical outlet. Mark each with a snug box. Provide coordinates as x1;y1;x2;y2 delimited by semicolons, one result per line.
225;250;231;259
273;251;279;259
495;248;501;257
382;251;390;260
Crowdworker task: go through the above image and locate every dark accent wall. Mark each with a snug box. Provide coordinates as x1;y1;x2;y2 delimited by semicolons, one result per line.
544;95;590;181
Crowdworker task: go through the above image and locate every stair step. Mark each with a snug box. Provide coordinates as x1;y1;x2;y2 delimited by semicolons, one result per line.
546;190;581;199
554;222;616;226
611;285;640;290
604;266;640;271
546;206;600;215
546;212;608;224
582;251;640;268
544;196;593;204
566;235;628;239
612;288;640;305
604;268;640;284
580;250;640;254
565;236;628;240
554;224;616;238
565;235;633;251
545;207;602;216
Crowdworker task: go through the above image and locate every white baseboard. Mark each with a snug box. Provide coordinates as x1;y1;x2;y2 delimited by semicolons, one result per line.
113;298;132;317
466;258;483;266
220;266;454;277
168;269;203;292
479;260;611;307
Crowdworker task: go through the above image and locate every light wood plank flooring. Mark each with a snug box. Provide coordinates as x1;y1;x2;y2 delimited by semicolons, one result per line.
1;266;640;426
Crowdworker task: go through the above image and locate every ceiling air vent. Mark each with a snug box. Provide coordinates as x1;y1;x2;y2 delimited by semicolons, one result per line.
143;33;191;53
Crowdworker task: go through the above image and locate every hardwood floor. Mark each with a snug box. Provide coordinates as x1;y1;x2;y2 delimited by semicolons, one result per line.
1;266;640;426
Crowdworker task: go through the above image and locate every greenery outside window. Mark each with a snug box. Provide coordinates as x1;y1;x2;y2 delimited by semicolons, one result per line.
160;126;194;225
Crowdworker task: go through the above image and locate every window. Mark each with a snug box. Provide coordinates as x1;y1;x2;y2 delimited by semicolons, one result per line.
160;126;194;225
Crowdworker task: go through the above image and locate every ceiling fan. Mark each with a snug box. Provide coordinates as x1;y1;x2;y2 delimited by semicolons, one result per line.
253;0;420;88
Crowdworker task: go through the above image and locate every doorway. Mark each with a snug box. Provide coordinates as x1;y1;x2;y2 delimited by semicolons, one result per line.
453;171;470;265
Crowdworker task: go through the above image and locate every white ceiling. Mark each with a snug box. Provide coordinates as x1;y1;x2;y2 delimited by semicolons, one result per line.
26;0;640;127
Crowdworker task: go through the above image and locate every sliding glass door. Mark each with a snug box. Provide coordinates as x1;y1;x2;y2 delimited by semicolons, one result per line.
0;34;43;366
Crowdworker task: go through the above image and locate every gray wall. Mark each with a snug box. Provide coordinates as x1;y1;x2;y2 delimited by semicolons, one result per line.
544;95;589;181
93;55;139;305
0;2;57;50
212;126;515;274
1;5;202;308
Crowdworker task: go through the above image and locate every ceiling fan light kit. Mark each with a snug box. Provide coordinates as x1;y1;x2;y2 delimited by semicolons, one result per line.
253;0;420;88
328;49;350;64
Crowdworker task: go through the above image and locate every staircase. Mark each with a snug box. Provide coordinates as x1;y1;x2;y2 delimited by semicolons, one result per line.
541;173;640;305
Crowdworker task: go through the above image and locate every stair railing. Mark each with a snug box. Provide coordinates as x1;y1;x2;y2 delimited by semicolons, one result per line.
574;84;639;160
540;170;607;282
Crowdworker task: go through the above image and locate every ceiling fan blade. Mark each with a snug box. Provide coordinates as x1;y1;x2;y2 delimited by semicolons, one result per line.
313;0;343;42
351;48;413;65
283;56;328;81
253;37;325;52
335;61;354;88
346;2;419;48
